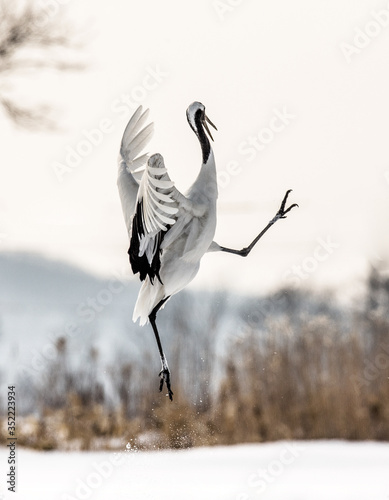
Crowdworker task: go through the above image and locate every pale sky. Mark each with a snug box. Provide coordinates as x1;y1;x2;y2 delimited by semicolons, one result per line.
1;0;389;300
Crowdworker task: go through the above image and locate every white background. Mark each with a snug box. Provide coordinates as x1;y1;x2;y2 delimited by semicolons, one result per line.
1;0;389;300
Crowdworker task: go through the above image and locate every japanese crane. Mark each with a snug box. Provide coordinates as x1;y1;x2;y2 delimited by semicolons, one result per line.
117;101;297;401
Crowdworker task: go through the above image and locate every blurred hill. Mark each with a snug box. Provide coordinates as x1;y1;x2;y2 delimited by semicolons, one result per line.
0;252;141;393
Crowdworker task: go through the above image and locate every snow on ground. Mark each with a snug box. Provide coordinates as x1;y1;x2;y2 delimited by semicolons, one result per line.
1;440;388;500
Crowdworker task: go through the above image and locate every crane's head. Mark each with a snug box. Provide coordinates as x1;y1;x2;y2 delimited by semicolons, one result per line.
186;101;217;142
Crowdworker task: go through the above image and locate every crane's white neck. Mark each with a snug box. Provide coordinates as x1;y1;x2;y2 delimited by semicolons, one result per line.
187;148;218;205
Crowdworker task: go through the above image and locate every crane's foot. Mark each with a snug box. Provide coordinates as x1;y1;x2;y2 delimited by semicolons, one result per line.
159;368;173;401
275;189;299;220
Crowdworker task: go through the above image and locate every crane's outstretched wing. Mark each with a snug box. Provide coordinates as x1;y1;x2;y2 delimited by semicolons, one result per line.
129;153;180;284
117;106;154;236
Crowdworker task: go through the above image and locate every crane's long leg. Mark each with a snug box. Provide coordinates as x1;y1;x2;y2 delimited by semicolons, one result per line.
219;190;298;257
149;297;173;401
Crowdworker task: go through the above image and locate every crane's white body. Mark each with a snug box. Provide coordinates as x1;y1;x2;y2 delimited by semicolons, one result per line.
117;102;297;400
117;104;218;325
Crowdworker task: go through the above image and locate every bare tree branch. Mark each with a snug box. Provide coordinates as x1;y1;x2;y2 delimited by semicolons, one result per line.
0;0;85;129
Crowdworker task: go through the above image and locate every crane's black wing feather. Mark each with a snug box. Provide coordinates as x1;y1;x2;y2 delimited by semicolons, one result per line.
129;153;178;284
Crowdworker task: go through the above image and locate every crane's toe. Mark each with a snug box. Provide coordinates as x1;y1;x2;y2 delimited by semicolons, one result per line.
276;189;299;219
159;368;173;401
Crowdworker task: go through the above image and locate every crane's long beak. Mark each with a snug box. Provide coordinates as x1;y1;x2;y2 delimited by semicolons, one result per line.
203;114;217;142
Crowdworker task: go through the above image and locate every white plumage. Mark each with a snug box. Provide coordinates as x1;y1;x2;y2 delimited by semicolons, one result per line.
118;102;218;326
117;102;298;400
